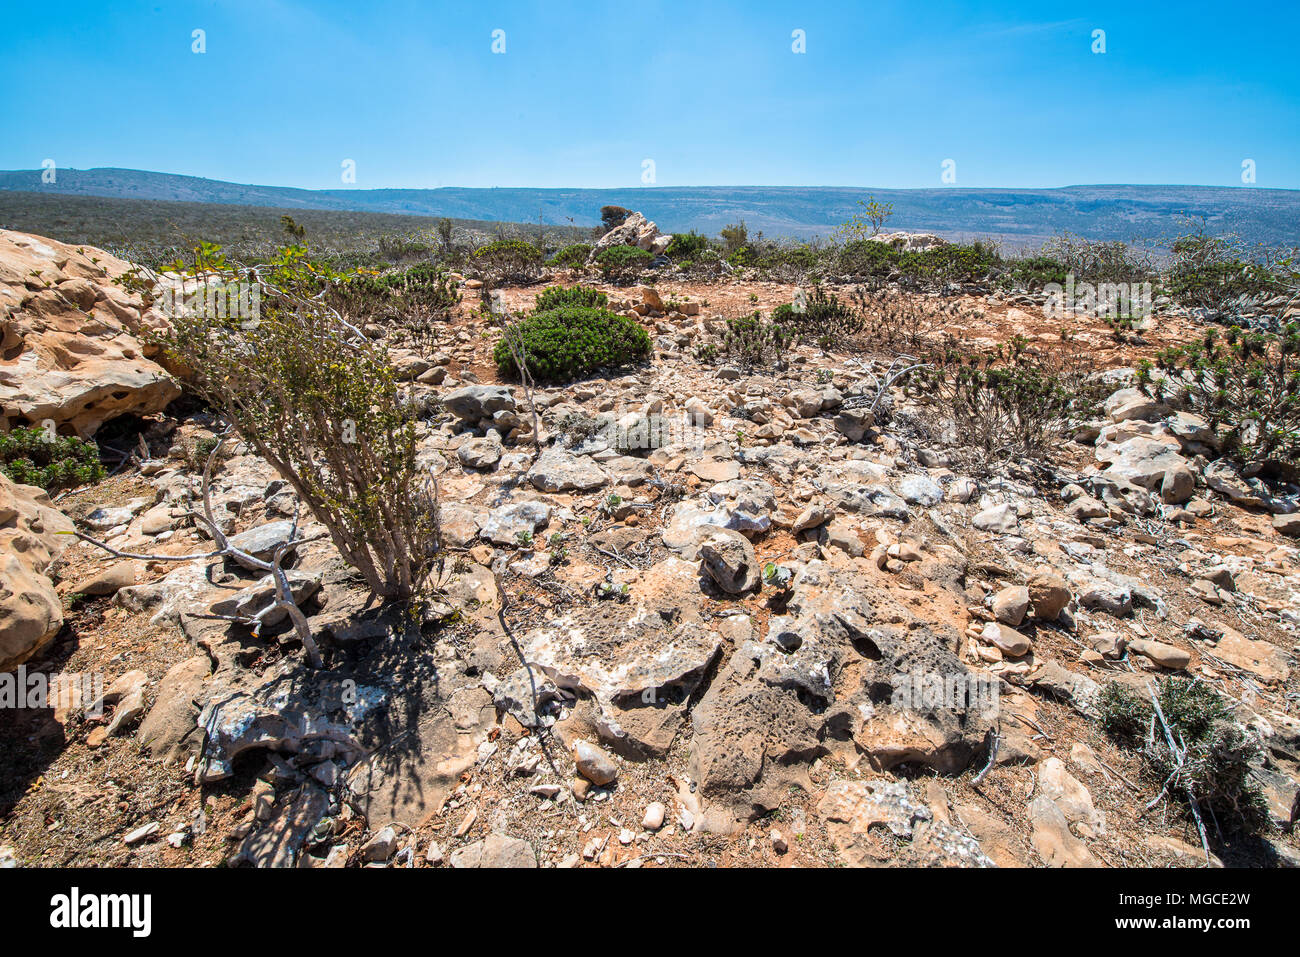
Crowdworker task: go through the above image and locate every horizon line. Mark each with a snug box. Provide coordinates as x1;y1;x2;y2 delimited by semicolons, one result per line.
2;168;1297;195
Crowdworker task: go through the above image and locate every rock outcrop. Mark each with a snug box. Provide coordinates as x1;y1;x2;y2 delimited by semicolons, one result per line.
587;211;672;261
0;229;180;436
0;473;73;670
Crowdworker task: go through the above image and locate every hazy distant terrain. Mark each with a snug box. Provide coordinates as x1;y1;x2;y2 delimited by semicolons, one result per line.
3;167;1299;247
0;191;587;267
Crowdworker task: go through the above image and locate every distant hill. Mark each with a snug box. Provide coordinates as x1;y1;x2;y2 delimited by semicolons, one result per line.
3;167;1299;248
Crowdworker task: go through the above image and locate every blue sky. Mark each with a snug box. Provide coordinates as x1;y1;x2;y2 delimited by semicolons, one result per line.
2;0;1297;190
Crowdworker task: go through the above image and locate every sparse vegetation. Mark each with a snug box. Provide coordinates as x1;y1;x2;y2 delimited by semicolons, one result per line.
151;244;443;601
911;334;1103;471
492;305;651;383
1099;679;1269;837
0;426;105;492
1139;315;1300;468
594;244;654;281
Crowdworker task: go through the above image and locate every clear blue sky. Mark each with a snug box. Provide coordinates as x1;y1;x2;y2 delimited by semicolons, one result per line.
2;0;1297;190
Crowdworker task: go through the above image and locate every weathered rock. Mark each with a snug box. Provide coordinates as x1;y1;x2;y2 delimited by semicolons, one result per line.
457;435;503;470
448;833;538;868
898;475;944;507
527;447;608;492
1160;465;1196;505
1027;793;1099;867
981;621;1031;657
1104;388;1169;423
479;501;551;546
818;779;993;867
208;570;322;627
0;474;74;671
443;385;515;423
972;503;1017;533
138;655;212;763
226;520;298;570
1027;570;1071;621
991;585;1030;627
1102;437;1190;491
231;784;330;868
698;528;759;594
1273;513;1300;537
0;230;181;436
522;558;723;755
573;739;619;785
587;211;672;259
67;561;139;597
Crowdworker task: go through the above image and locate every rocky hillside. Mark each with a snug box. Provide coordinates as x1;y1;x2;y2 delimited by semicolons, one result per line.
0;226;1297;870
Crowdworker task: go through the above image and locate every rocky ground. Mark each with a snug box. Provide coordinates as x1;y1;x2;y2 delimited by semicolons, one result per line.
1;227;1298;869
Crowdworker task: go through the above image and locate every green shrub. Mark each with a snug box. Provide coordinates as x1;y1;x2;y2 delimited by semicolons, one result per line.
755;242;824;283
1098;679;1268;835
470;239;544;284
772;285;863;346
1139;320;1300;467
1006;254;1070;289
594;244;654;280
336;261;459;322
665;232;710;260
493;306;651;383
155;243;443;601
911;334;1103;470
1162;229;1276;313
600;206;631;231
837;240;900;284
697;312;794;368
534;285;608;312
0;426;105;492
550;243;592;268
898;241;1000;290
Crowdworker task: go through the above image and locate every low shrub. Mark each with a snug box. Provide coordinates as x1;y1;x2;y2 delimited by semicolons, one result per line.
665;231;711;260
837;239;900;283
772;285;863;347
470;239;544;285
335;261;459;321
697;312;794;368
155;244;443;601
1139;319;1300;468
0;426;105;491
594;244;654;280
550;243;592;269
1098;679;1268;835
534;285;608;312
493;306;651;383
910;334;1103;471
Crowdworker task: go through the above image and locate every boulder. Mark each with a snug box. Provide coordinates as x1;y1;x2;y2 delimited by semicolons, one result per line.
0;230;181;436
587;212;672;260
442;385;516;423
1102;437;1191;490
448;833;538;868
527;447;608;492
0;474;73;671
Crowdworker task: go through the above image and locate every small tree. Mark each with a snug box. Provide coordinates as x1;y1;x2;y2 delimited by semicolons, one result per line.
719;221;750;255
836;196;895;242
600;205;631;232
151;245;443;601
